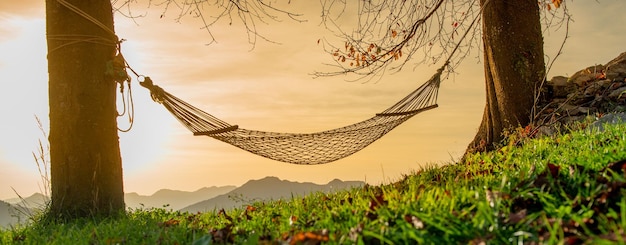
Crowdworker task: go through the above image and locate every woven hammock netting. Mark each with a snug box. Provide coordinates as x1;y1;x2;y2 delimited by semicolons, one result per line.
140;66;443;165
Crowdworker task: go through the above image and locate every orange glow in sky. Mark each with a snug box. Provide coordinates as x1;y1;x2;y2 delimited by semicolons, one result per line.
1;1;625;199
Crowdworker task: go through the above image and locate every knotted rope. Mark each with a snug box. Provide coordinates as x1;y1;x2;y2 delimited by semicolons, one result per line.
48;0;140;132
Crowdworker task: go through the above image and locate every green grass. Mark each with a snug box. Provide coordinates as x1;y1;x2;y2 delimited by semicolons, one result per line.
2;122;626;244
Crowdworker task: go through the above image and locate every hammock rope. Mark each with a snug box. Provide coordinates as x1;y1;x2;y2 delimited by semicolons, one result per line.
140;64;444;164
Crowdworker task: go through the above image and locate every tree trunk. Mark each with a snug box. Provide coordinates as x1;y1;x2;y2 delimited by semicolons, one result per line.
46;0;124;218
466;0;546;154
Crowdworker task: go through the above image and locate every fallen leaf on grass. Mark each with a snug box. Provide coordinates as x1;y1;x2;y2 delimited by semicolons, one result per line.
404;214;424;229
368;193;387;211
272;214;282;224
564;236;583;245
218;208;233;222
468;237;487;245
106;237;127;245
339;196;353;205
290;215;297;226
159;219;180;227
287;230;329;245
547;163;560;178
186;213;200;222
366;193;387;220
527;163;560;189
486;189;497;207
209;225;234;244
241;205;256;220
505;209;527;225
596;229;626;243
603;159;626;176
348;224;364;242
12;234;25;242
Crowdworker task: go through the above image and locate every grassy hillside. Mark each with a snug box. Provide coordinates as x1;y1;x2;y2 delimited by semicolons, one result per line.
1;122;625;244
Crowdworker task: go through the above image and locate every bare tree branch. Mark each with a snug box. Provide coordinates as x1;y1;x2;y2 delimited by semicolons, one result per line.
532;1;572;122
113;0;306;47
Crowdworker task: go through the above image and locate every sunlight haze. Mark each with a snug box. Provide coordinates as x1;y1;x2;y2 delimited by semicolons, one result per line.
1;0;625;199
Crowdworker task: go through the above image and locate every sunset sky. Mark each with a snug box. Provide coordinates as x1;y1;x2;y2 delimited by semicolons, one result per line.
1;0;625;200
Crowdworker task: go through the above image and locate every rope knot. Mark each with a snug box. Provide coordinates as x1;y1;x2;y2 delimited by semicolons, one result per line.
140;77;166;103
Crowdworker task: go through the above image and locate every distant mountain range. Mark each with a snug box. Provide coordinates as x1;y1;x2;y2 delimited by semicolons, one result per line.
125;186;237;210
0;198;39;228
1;177;364;227
2;187;237;212
181;177;364;213
0;200;22;227
4;192;49;209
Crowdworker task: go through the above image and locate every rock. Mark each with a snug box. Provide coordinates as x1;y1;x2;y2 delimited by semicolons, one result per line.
604;52;626;81
605;52;626;73
562;115;586;125
566;91;578;99
569;64;605;87
589;95;605;108
610;82;625;90
588;112;626;132
559;103;576;110
549;76;568;86
583;81;604;96
605;72;625;81
570;93;594;105
547;76;576;98
608;86;626;99
598;79;612;88
534;52;626;136
536;125;557;137
569;73;597;87
578;107;591;114
558;104;593;116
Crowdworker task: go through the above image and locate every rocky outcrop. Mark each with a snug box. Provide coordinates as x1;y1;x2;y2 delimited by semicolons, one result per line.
589;112;626;132
535;51;626;135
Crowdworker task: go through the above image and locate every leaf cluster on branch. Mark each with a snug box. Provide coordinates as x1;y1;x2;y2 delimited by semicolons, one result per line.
314;0;482;81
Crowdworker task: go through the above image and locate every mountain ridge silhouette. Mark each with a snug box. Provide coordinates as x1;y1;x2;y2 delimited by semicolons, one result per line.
180;176;364;213
125;185;237;210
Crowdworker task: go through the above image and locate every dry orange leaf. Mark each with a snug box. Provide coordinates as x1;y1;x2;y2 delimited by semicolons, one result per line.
289;231;329;245
159;219;180;227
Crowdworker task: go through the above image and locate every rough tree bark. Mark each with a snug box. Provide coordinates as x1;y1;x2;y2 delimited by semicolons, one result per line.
46;0;124;218
466;0;546;153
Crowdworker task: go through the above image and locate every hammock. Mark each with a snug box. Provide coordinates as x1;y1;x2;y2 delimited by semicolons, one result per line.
139;66;444;164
